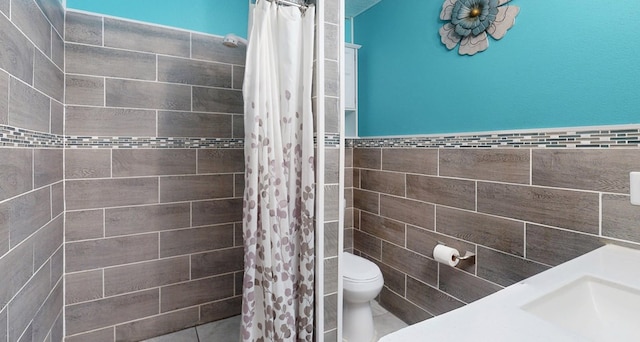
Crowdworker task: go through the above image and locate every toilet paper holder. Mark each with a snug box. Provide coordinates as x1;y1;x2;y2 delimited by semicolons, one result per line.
437;241;476;263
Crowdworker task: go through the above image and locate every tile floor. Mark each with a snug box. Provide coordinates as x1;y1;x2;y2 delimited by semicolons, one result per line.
144;300;407;342
371;300;408;340
141;316;241;342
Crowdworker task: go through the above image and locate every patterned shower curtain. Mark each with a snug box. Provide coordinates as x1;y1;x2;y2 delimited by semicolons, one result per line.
240;0;316;341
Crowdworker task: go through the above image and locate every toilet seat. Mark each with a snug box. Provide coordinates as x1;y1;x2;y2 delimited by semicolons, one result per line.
343;252;382;282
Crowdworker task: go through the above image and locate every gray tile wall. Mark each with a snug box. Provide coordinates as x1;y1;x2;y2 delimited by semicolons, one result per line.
63;11;246;341
0;1;65;342
344;148;354;254
351;147;640;323
5;3;334;342
322;0;342;340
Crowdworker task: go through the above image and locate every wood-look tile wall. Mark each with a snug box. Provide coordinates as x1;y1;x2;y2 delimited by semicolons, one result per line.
344;148;354;253
322;0;342;341
350;147;640;324
0;1;65;342
63;11;245;341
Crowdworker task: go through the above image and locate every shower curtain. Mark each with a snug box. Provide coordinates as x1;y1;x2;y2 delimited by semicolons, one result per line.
241;1;316;341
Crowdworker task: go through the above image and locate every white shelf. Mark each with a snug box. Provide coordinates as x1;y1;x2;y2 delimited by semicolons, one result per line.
344;43;360;138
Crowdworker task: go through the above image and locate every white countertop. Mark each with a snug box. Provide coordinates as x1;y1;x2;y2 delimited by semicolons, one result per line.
379;244;640;342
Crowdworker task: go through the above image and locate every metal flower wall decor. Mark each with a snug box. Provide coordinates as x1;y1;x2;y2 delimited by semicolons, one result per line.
439;0;519;56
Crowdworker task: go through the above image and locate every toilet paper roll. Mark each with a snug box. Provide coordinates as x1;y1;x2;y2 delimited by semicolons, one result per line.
433;244;460;267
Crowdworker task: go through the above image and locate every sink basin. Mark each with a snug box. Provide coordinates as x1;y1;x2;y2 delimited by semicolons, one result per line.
379;245;640;342
521;276;640;341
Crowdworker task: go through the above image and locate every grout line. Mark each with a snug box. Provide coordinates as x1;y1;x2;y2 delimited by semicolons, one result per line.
197;305;202;327
403;173;407;198
100;13;105;47
475;181;478;212
69;223;237;245
66;255;211;281
66;40;245;67
433;205;437;232
529;148;533;185
436;148;440;176
49;183;53;221
65;68;243;92
32;149;35;191
404;224;407;248
67;9;237;45
6;76;10;124
473;244;479;276
66;199;227;214
66;172;238;182
599;193;603;237
523;224;527;259
101;17;105;47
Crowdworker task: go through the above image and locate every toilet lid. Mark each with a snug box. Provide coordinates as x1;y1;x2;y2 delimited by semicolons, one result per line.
343;252;381;282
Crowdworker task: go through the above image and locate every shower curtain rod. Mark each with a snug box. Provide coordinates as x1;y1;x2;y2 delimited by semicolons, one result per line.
262;0;309;9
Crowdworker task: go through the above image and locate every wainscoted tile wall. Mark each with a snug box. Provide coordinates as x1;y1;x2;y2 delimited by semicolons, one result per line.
63;10;245;341
0;1;65;342
347;142;640;324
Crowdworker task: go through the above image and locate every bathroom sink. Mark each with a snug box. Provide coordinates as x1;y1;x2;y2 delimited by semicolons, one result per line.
378;245;640;342
521;276;640;341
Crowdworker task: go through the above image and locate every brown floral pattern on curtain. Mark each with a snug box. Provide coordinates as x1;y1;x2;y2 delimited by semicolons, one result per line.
241;1;316;341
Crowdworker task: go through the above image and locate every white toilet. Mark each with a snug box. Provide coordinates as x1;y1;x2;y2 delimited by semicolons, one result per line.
342;252;384;342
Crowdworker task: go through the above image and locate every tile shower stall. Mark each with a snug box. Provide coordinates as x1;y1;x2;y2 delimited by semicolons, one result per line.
63;10;247;340
1;0;252;340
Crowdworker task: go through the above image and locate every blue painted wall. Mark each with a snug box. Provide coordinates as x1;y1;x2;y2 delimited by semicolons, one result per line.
354;0;640;136
67;0;249;37
345;18;352;43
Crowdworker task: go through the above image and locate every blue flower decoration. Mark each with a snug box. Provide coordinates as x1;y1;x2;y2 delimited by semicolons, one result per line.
451;0;498;37
440;0;520;55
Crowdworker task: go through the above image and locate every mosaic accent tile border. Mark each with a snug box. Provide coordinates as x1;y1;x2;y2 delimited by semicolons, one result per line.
0;125;64;148
66;136;244;149
67;133;340;149
8;125;638;149
1;125;341;149
347;126;640;149
325;133;340;147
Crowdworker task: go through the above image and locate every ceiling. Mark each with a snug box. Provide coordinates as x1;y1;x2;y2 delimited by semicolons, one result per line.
345;0;382;17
